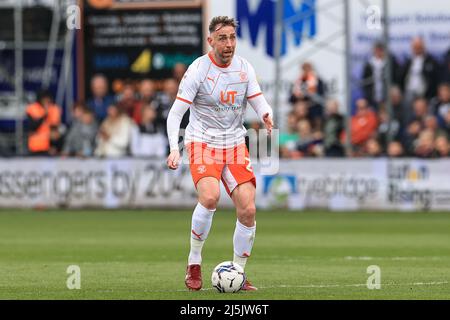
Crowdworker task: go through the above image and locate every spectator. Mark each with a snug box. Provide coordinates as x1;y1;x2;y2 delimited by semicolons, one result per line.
154;78;181;132
435;135;450;157
389;86;407;130
402;98;430;154
350;98;378;147
424;115;446;138
441;48;450;83
173;63;187;84
279;111;299;158
289;62;325;105
365;138;383;157
362;42;401;108
294;120;323;158
130;104;167;158
94;104;134;158
133;79;157;125
117;82;139;120
62;108;98;157
139;79;157;103
49;125;64;156
401;37;439;100
429;83;450;127
387;141;405;158
323;99;345;157
444;109;450;137
414;129;437;158
406;97;429;126
25;90;61;156
403;120;423;156
289;62;325;129
69;101;87;125
377;107;400;151
292;99;310;123
87;74;115;123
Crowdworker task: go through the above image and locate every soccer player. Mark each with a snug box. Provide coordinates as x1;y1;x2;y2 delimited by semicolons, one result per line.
166;16;274;291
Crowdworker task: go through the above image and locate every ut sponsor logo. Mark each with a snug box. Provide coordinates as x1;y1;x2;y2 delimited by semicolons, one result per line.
220;90;238;104
237;0;317;57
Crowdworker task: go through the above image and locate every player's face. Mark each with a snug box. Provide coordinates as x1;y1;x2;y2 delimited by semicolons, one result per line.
208;25;236;65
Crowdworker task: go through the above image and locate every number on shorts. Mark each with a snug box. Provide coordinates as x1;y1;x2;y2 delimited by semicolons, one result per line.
245;157;253;172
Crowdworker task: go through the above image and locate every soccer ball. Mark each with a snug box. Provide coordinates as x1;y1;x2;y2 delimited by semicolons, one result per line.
211;261;246;293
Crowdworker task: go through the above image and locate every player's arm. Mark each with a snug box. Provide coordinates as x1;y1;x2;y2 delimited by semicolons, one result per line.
248;94;273;135
166;63;200;170
246;62;274;134
166;99;190;169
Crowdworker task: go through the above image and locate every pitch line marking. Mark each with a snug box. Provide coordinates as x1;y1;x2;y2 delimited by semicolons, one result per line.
257;281;449;290
15;281;448;295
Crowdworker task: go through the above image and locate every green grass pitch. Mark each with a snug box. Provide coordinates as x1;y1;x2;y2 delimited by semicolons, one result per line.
0;209;449;299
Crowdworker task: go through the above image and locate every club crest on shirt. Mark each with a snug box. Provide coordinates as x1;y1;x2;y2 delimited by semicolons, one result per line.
240;72;248;82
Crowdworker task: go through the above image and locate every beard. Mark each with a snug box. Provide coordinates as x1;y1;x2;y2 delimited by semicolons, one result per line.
219;49;234;62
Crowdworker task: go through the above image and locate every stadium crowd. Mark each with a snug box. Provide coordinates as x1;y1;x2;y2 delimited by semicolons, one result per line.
280;37;450;158
24;38;450;159
25;63;189;158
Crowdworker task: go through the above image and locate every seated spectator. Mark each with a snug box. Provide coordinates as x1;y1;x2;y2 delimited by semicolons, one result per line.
293;99;310;123
424;115;446;138
95;104;134;158
389;86;407;130
429;83;450;127
377;107;400;151
364;138;383;157
133;79;157;125
139;79;157;103
25;90;61;156
49;125;64;156
87;74;115;123
130;104;167;158
413;129;436;158
62;108;98;157
323;99;345;157
279;111;299;158
444;109;450;137
361;42;401;108
435;135;450;157
387;141;405;158
403;120;423;155
117;82;139;119
407;97;429;125
154;78;181;132
69;101;88;125
350;98;378;147
294;120;323;158
173;63;187;84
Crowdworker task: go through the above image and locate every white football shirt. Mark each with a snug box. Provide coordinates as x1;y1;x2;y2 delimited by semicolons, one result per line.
176;52;262;148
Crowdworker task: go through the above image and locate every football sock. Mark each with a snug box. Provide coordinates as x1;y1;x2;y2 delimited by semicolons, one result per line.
188;202;216;265
233;220;256;270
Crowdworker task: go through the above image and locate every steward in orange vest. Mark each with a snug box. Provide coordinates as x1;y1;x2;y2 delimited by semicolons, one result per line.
26;90;61;155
